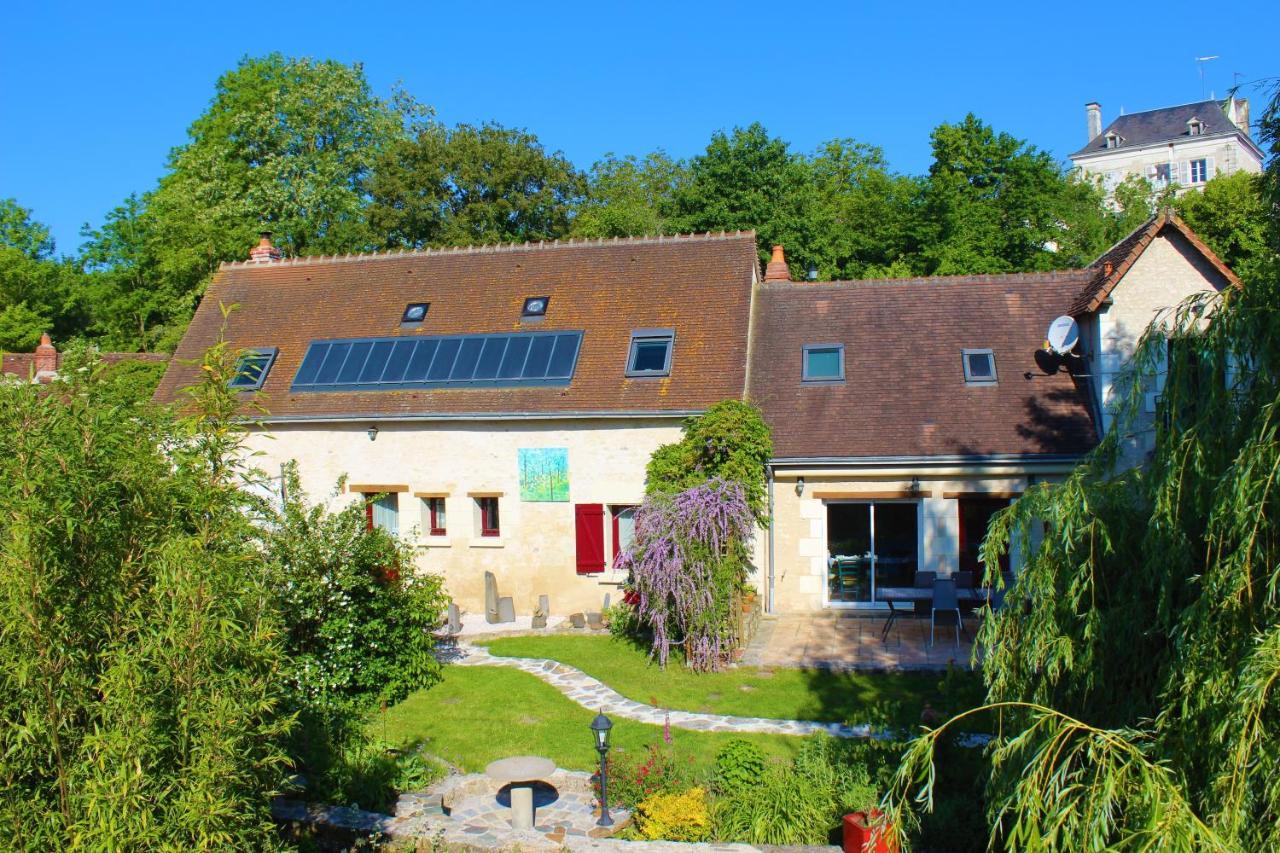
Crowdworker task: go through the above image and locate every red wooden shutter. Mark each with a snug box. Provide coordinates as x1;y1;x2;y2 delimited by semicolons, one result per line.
575;503;605;574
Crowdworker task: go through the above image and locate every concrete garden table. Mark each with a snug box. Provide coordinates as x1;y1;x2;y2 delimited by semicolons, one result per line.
485;756;557;830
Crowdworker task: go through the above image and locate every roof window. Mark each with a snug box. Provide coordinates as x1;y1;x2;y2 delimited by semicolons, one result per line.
229;347;277;391
802;344;845;382
522;296;549;318
402;303;429;324
962;349;997;385
1104;131;1123;149
626;329;674;377
1187;117;1204;136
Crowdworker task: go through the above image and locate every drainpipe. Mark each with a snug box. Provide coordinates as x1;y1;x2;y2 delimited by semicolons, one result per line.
766;464;776;614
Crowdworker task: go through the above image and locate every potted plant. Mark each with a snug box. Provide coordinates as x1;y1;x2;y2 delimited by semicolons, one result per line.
842;809;896;853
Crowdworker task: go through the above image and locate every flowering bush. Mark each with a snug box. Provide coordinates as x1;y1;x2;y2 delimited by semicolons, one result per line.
616;478;754;670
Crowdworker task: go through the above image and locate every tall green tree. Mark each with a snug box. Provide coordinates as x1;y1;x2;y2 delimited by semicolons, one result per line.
573;151;687;238
672;123;817;270
369;122;584;247
1175;170;1274;284
0;199;86;351
919;114;1110;274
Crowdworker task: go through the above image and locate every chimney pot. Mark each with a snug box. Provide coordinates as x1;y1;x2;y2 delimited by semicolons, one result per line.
1086;102;1102;142
764;245;791;282
249;231;283;264
34;332;57;378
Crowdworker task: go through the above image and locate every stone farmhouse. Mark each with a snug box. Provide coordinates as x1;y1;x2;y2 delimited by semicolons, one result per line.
155;215;1238;615
1070;96;1262;201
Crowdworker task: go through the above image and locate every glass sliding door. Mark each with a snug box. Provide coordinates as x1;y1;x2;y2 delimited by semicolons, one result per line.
826;501;919;606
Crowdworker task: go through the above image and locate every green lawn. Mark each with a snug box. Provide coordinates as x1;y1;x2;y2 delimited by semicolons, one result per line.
376;665;803;774
480;634;984;729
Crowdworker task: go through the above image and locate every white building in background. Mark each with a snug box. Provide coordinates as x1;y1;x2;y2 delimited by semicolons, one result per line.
1070;97;1263;200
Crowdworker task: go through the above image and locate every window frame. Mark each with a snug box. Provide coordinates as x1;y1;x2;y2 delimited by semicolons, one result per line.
228;347;278;391
477;496;500;538
625;328;675;378
421;496;447;536
962;348;998;385
1189;158;1209;184
802;343;846;383
611;504;638;563
363;492;399;536
401;302;430;324
521;296;550;319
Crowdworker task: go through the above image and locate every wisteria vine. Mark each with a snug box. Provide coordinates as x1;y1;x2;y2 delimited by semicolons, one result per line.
615;477;755;671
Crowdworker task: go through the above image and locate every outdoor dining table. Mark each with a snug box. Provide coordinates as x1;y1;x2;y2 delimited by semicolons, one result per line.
877;585;1001;640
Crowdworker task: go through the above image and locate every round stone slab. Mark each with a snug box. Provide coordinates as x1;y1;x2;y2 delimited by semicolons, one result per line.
485;756;556;783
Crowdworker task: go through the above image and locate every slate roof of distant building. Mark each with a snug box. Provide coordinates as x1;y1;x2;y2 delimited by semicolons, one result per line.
1070;99;1254;158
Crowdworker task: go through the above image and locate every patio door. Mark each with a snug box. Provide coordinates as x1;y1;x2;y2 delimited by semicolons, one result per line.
826;501;919;607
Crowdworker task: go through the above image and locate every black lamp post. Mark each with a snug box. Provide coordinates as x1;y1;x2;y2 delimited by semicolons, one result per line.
590;710;614;827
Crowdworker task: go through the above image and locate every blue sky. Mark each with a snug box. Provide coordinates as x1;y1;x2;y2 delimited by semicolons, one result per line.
2;0;1273;254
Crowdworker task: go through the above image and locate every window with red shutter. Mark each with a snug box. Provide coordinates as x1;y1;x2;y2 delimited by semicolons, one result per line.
575;503;605;574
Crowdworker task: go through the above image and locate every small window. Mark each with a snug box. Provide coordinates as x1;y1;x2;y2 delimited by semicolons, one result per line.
421;497;446;536
626;329;674;377
229;348;277;390
364;493;399;536
1187;118;1204;136
963;349;997;384
611;505;637;563
802;344;845;382
1151;163;1173;186
1104;132;1122;149
476;496;500;537
402;303;429;324
1190;158;1209;184
522;296;549;318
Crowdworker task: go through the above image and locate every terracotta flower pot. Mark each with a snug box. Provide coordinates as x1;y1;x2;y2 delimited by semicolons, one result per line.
843;810;896;853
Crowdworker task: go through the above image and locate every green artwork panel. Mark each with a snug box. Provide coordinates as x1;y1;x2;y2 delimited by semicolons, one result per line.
518;448;570;502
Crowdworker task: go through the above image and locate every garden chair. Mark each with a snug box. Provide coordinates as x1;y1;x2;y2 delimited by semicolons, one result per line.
912;570;937;615
929;578;963;649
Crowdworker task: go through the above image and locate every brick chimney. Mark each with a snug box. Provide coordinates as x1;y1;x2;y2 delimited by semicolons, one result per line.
1086;102;1102;141
249;231;283;264
34;332;57;379
1227;97;1251;138
764;245;791;282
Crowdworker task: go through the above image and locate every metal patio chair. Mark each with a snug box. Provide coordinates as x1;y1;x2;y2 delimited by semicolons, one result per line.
929;578;964;649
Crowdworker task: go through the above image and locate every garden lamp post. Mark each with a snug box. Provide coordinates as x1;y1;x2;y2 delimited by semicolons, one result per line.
590;710;614;827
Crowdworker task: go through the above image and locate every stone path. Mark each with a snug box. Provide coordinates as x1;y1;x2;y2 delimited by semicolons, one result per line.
452;641;878;739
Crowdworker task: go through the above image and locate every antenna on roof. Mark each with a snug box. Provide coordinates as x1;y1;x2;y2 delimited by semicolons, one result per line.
1195;55;1219;98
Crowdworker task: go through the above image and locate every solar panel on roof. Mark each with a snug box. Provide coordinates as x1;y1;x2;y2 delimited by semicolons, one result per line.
291;331;583;393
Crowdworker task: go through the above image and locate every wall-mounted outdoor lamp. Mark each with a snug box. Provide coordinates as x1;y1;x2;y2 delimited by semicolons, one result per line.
795;477;805;497
908;476;922;497
590;711;614;826
367;424;379;442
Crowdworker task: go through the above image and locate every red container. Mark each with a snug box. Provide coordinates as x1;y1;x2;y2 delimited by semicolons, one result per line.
843;810;896;853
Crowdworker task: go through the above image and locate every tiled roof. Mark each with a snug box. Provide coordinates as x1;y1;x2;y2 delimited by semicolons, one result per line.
1070;212;1240;315
748;272;1098;460
154;232;759;418
1070;99;1248;158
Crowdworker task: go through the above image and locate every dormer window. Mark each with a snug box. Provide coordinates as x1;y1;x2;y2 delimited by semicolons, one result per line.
1187;117;1204;136
1103;132;1123;149
962;349;997;385
229;348;277;391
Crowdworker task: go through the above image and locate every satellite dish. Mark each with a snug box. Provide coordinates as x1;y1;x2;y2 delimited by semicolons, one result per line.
1046;315;1079;355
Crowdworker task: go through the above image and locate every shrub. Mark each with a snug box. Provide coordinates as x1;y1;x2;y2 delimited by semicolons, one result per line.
713;739;767;795
608;741;693;808
264;463;450;798
712;763;837;845
633;787;712;842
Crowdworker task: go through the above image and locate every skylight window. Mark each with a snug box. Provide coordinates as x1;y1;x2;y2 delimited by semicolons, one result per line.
228;347;277;391
626;329;674;377
522;296;549;318
962;349;997;385
402;303;429;324
802;344;844;382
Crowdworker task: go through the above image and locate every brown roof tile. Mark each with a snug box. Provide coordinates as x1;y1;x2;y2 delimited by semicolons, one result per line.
154;233;759;418
749;272;1098;460
2;350;168;380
